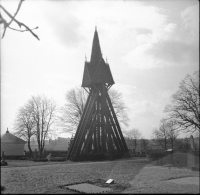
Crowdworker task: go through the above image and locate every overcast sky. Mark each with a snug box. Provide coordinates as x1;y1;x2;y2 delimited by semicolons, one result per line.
1;0;199;139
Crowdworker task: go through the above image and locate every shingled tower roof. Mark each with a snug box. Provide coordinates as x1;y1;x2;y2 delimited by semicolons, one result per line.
82;27;115;87
90;27;102;68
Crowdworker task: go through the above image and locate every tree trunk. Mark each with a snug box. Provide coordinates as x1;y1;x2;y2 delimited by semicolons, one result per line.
164;138;167;150
39;148;43;158
27;139;33;159
134;139;137;151
171;139;174;150
37;144;41;159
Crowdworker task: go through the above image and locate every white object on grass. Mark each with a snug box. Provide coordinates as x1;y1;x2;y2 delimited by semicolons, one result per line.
106;179;114;184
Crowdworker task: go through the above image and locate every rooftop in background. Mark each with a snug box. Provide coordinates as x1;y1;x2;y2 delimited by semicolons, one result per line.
1;128;27;144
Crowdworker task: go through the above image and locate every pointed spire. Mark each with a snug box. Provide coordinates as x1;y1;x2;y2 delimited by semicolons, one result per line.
90;27;102;67
95;17;97;30
6;128;9;133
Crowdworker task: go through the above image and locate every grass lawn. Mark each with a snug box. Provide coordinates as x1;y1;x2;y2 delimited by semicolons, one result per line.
1;158;199;194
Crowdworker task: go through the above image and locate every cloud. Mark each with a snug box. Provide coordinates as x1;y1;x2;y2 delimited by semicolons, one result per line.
130;100;158;117
135;28;152;35
181;4;199;35
42;1;85;47
148;40;198;66
48;14;84;47
112;83;137;96
42;1;168;50
122;3;199;70
122;21;179;69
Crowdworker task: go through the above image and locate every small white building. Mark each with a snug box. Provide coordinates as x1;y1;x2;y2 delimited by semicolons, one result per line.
1;129;26;157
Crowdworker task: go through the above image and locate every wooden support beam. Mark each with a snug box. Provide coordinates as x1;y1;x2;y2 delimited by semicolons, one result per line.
106;93;129;152
101;84;107;153
82;112;97;154
74;91;98;157
67;83;129;161
106;125;115;153
69;90;98;161
96;90;101;153
104;97;125;152
108;114;123;152
93;126;97;153
104;99;115;153
67;91;93;160
80;113;94;154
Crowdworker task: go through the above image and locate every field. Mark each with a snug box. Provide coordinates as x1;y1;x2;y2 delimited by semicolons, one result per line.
1;158;199;194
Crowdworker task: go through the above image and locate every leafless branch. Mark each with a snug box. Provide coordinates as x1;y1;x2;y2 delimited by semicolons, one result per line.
164;71;199;133
0;0;39;40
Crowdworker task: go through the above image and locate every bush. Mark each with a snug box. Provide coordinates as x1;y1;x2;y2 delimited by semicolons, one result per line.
1;155;27;160
33;158;48;162
156;152;193;168
19;157;30;160
25;150;68;158
139;153;146;157
148;151;167;160
43;150;68;158
1;186;5;192
171;152;187;167
192;164;199;171
1;160;8;166
50;157;66;162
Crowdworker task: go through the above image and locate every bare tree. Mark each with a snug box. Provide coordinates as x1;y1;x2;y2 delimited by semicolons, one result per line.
60;87;88;133
29;95;57;158
152;119;179;150
152;119;169;150
60;87;129;134
14;103;35;158
166;120;179;149
14;95;57;158
178;137;190;150
164;71;199;133
126;128;142;152
0;0;39;40
140;138;148;153
109;89;129;128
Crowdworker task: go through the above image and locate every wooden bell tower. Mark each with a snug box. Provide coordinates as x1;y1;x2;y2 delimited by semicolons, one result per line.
67;27;129;161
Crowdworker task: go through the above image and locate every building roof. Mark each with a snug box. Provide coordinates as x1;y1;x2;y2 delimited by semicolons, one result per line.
82;27;115;87
1;129;26;144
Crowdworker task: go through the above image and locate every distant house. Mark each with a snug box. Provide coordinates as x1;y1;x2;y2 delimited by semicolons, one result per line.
47;137;70;151
24;137;70;151
1;129;26;157
125;138;149;154
148;139;165;150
